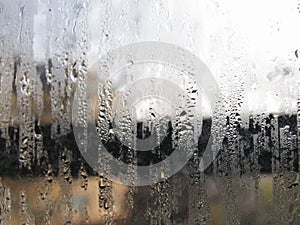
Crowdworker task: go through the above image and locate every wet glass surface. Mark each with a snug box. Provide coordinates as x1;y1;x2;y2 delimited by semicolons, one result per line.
0;0;300;224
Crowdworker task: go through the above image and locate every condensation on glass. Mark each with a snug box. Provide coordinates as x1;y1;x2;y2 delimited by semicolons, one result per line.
0;0;300;224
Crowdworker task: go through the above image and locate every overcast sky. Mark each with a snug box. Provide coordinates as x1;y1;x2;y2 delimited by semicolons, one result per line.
31;0;300;115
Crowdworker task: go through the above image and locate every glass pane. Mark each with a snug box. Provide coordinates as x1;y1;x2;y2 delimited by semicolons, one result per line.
0;0;300;224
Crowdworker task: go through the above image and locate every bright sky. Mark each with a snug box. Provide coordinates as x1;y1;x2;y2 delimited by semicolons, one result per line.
33;0;300;115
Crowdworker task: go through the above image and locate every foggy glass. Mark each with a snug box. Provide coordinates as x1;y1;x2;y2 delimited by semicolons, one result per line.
0;0;300;224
